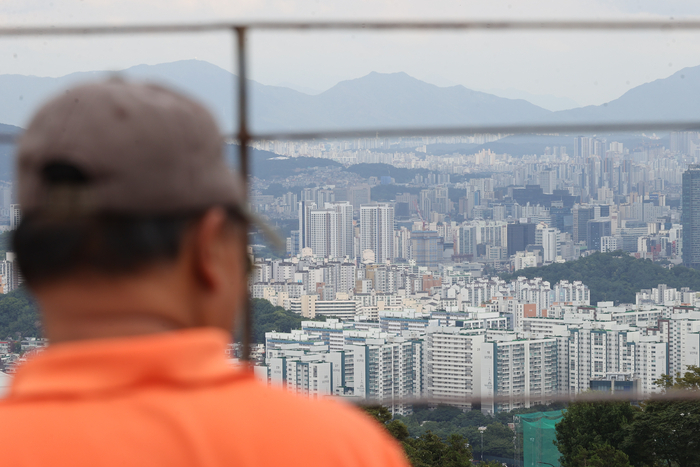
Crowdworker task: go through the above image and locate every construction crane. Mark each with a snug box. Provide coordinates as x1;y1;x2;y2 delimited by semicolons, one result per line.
413;199;427;231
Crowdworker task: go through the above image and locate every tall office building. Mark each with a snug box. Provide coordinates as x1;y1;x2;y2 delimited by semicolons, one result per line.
538;170;556;195
683;165;700;268
573;205;594;245
360;203;394;264
587;219;612;252
574;136;583;159
507;222;536;256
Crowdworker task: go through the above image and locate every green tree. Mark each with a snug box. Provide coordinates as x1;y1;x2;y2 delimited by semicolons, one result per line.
405;431;473;467
625;366;700;467
363;405;393;424
441;434;472;467
500;251;700;305
250;298;324;343
569;444;631;467
554;400;636;467
0;287;41;339
362;406;473;467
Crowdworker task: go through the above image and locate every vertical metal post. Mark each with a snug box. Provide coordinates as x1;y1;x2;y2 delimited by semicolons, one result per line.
235;26;252;363
478;426;487;462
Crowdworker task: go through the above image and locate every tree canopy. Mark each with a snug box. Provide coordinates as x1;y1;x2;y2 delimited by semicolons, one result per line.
624;366;700;467
345;163;430;184
363;405;473;467
251;298;325;343
0;287;41;340
554;400;636;467
554;367;700;467
501;251;700;304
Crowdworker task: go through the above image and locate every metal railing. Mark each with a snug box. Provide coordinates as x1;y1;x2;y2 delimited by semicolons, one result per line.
0;20;699;403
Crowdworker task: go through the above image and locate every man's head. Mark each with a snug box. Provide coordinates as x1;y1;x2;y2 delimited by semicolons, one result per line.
13;79;250;342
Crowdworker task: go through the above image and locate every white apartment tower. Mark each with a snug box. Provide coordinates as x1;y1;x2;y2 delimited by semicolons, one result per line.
298;200;316;251
481;337;558;413
538;224;559;263
360;203;394;264
307;202;353;259
424;327;484;408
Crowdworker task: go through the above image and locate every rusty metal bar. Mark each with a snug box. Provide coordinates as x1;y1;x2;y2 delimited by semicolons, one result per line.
248;120;700;142
355;388;700;406
235;26;253;363
2;120;700;147
1;20;700;36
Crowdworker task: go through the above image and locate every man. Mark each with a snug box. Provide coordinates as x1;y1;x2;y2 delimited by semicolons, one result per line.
0;80;409;467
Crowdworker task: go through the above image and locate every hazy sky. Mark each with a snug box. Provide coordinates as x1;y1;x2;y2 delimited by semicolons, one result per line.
2;0;700;106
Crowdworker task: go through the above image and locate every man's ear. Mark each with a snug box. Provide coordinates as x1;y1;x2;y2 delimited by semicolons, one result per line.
190;207;230;291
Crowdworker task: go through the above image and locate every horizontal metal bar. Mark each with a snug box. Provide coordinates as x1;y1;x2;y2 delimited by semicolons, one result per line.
354;389;700;407
249;120;700;141
1;20;700;37
248;19;700;31
3;120;698;146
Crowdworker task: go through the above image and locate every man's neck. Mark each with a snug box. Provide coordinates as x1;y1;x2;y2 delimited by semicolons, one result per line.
32;268;196;344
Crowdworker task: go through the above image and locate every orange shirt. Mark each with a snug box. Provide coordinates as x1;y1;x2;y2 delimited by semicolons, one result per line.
0;328;410;467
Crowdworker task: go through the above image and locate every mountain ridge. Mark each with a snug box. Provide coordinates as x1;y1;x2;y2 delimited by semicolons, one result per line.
1;59;700;135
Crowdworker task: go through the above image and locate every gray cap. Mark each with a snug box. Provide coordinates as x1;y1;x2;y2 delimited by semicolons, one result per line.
17;79;245;216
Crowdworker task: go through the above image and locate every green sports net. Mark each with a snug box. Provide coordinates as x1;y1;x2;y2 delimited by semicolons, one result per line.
517;410;563;467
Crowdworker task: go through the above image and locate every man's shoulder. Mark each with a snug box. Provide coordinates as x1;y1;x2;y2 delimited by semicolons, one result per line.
237;384;408;465
230;378;381;431
0;379;411;467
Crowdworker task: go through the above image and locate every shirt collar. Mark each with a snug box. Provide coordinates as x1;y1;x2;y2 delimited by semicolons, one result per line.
7;328;250;400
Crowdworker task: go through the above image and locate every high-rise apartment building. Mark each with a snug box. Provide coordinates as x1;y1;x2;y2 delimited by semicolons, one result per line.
425;328;485;409
538;224;559;262
307;202;353;259
683;165;700;269
298;200;316;251
458;224;477;257
481;337;558;413
410;230;440;268
360;203;394;264
9;204;20;230
394;227;412;261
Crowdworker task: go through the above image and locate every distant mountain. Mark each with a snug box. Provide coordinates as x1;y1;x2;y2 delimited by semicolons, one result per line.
0;60;551;133
481;87;580;112
122;64;555;132
555;65;700;124
298;71;553;131
2;59;700;141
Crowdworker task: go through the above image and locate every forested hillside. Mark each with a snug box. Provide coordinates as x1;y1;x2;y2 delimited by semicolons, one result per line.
0;288;41;340
251;298;324;343
501;251;700;304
